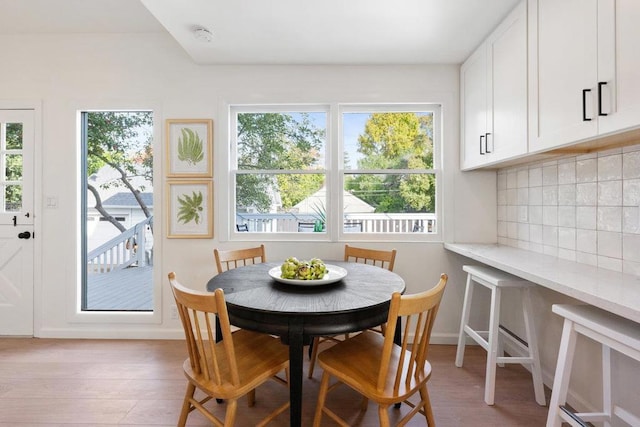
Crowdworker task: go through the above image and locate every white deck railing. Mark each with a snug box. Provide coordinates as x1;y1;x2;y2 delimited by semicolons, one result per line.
87;216;153;274
235;213;436;233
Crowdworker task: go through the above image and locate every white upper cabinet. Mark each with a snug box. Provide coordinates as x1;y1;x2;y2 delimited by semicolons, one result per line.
460;1;527;170
461;43;487;169
597;0;640;135
529;0;640;152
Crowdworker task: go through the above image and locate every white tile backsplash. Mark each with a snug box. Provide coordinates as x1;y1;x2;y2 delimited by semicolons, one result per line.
543;225;558;246
623;179;640;206
623;151;640;179
529;167;542;187
577;251;598;266
598;255;622;272
598;181;622;206
529;187;543;205
530;224;543;244
576;158;598;182
497;143;640;275
597;206;622;232
543;206;558;226
598;154;622;181
576;182;598;206
517;188;528;205
558;161;576;184
529;205;543;225
576;206;597;230
558;227;576;250
623;207;640;234
576;229;597;254
558;184;576;206
507;170;518;189
597;230;622;258
517;169;529;188
623;234;640;262
558;206;576;228
543;164;558;186
543;187;558;205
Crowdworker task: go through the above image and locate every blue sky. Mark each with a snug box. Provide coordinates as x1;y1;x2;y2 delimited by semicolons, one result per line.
296;111;367;169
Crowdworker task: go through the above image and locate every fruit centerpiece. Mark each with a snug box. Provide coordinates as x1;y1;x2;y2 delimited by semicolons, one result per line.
280;257;327;280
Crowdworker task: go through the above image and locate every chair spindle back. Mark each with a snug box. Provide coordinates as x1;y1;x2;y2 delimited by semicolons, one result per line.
344;244;397;271
378;273;448;394
214;244;266;274
169;272;240;387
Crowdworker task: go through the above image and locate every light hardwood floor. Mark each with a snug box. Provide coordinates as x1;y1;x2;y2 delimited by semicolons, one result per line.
0;338;550;426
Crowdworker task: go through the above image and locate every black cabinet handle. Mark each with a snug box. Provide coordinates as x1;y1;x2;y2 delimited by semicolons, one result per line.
598;81;608;116
485;133;492;153
480;135;485;155
582;89;592;121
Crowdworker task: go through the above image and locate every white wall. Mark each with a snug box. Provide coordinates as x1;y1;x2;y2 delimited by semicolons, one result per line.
0;32;496;339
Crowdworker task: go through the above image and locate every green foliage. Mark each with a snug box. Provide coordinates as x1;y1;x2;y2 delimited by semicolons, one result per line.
236;174;272;213
177;128;204;165
86;111;153;229
346;112;435;213
177;191;204;224
236;112;324;212
87;111;153;187
276;174;324;209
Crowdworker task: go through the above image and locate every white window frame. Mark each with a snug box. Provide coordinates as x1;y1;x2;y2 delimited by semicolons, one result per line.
227;103;442;242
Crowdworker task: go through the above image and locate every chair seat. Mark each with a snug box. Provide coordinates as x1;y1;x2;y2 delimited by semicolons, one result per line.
318;330;432;404
183;329;289;400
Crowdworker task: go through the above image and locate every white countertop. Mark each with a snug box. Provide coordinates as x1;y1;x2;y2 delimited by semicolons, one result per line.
444;243;640;324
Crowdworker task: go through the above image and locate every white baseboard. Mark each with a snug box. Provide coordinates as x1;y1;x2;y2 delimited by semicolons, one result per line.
36;327;185;340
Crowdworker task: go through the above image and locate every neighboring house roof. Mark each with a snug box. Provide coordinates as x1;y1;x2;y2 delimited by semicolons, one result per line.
103;192;153;208
293;186;374;214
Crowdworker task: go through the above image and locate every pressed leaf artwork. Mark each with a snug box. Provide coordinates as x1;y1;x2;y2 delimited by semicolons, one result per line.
177;128;205;165
177;190;204;224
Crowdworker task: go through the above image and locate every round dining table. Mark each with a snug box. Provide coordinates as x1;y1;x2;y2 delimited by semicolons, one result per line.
206;261;405;427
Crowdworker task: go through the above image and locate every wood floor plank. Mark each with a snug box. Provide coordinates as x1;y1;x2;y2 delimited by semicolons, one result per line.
0;339;550;426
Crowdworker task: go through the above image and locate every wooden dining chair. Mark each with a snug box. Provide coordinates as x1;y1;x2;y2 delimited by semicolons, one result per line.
344;244;397;271
313;273;448;427
308;244;397;378
214;244;266;274
168;272;290;427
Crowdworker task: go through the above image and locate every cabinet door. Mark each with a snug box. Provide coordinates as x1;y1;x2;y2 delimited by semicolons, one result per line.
460;44;487;170
487;0;527;162
597;0;640;135
528;0;599;152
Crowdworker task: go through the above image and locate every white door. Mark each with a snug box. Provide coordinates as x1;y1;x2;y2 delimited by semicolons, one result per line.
0;109;35;335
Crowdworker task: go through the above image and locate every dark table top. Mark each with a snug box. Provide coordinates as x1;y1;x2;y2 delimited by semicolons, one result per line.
206;261;406;336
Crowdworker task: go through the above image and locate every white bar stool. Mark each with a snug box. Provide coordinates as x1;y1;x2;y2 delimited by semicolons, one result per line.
455;264;546;406
547;304;640;427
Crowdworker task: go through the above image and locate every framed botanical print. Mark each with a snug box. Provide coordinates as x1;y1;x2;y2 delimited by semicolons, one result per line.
166;119;213;178
166;180;213;238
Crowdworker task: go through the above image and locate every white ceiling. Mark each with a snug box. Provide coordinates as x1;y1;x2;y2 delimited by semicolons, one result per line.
0;0;521;65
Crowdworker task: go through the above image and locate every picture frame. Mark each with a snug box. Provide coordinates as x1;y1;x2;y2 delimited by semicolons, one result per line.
166;119;213;178
166;180;213;238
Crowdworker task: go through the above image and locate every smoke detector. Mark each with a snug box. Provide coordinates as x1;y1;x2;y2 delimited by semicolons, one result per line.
193;26;213;43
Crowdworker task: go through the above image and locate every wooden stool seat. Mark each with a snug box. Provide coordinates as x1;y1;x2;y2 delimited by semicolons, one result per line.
455;264;546;406
546;304;640;427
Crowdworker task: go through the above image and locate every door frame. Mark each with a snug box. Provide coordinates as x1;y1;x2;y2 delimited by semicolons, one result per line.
0;100;42;336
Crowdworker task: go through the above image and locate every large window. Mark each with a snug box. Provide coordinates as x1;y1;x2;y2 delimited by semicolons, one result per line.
230;104;440;239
